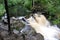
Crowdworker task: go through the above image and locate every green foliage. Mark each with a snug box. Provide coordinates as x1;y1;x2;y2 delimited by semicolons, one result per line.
23;0;32;10
8;0;32;10
0;0;60;24
0;0;32;17
0;4;5;17
38;0;60;24
39;0;58;14
8;0;22;6
8;0;32;16
9;5;29;17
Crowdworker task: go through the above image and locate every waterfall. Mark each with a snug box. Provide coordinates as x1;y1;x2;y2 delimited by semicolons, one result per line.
26;14;60;40
19;14;60;40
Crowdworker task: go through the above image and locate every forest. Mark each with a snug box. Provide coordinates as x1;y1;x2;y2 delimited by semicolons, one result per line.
0;0;60;24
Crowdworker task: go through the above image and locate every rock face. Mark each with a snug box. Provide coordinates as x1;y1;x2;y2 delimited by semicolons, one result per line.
0;30;44;40
20;25;36;35
0;16;44;40
25;33;44;40
0;23;44;40
20;25;44;40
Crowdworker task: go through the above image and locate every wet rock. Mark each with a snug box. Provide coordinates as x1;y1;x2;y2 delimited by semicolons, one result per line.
0;16;44;40
0;31;8;37
20;25;44;40
35;33;44;40
25;33;44;40
20;25;36;36
13;29;19;34
1;14;8;24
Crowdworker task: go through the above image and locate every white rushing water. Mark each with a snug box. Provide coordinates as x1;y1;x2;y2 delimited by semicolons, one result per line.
26;14;60;40
1;13;60;40
17;13;60;40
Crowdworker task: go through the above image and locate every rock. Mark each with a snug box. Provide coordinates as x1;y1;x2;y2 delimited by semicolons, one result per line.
1;14;8;24
25;33;44;40
0;31;8;37
13;29;19;34
20;25;36;36
35;33;44;40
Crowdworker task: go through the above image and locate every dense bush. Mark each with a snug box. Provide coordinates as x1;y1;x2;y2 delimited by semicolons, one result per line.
33;0;60;24
0;4;5;19
0;0;60;24
0;0;32;17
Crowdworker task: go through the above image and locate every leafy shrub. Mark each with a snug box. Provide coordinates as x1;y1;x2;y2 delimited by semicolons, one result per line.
34;0;60;24
0;4;5;19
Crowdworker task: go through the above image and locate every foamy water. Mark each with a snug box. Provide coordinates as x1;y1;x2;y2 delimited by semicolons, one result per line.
19;14;60;40
26;14;60;40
